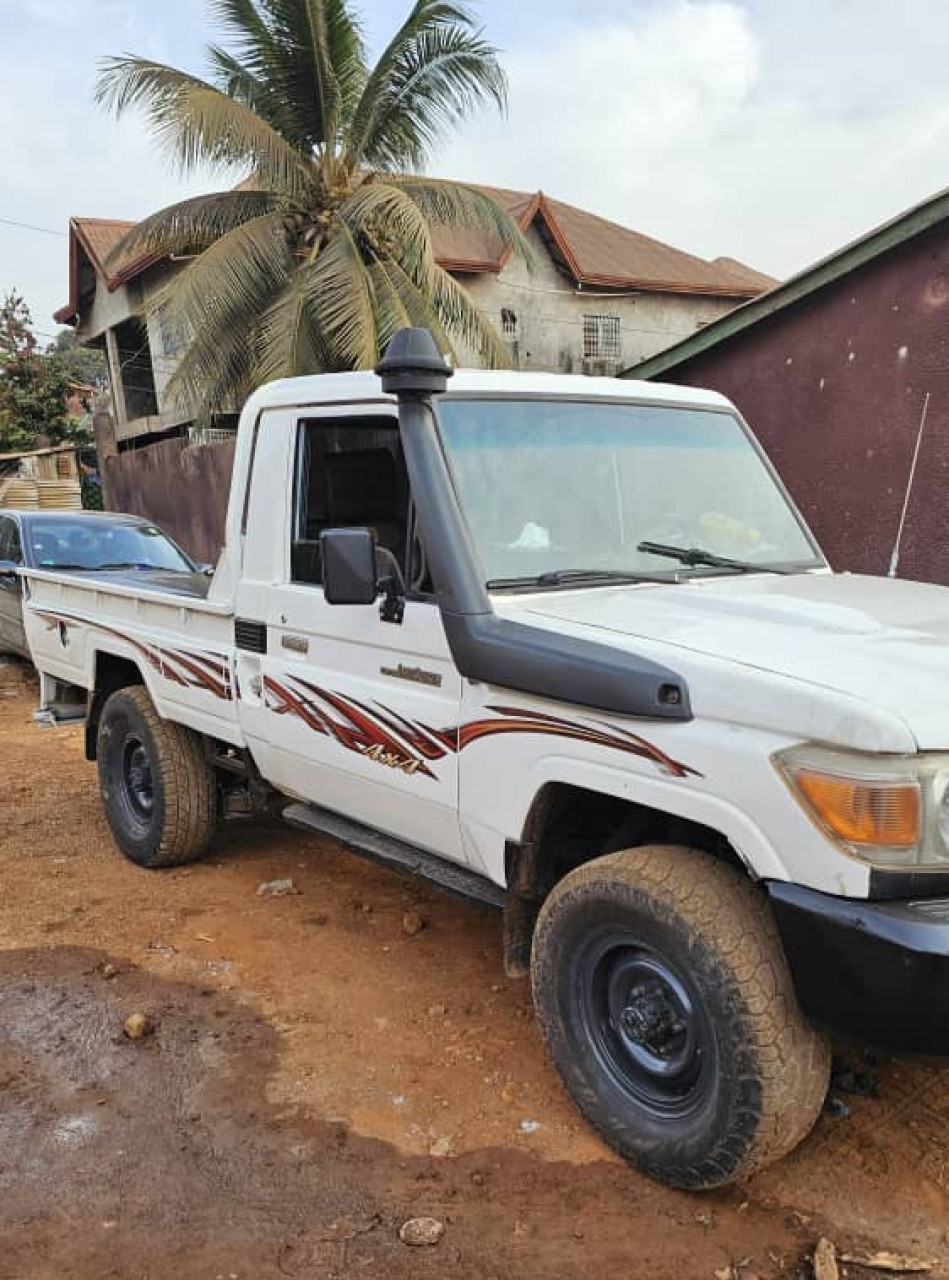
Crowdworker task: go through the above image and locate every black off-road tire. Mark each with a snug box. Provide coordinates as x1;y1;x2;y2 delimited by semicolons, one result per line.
97;685;217;868
531;845;830;1189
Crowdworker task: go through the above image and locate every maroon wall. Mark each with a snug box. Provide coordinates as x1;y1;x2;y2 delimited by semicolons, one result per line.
103;436;236;565
656;222;949;584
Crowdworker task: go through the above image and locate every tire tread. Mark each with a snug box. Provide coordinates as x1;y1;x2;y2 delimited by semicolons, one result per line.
99;685;216;868
531;845;830;1189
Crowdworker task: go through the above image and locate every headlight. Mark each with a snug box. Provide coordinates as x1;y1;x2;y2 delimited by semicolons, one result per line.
775;743;949;868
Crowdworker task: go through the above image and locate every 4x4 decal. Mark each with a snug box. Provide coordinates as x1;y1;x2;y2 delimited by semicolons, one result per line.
263;674;699;780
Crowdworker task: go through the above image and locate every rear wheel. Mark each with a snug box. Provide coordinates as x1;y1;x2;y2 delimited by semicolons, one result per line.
97;685;217;868
531;845;830;1189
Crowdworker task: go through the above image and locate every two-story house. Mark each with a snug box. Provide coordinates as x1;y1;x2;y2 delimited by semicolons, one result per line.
55;185;773;449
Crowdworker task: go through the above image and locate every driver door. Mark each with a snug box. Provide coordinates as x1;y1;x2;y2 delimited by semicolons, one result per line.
236;408;466;862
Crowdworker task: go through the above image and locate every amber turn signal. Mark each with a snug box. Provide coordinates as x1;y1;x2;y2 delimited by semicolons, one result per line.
795;770;920;848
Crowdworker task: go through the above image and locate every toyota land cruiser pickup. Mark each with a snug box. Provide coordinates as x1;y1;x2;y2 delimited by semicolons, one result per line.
20;328;949;1190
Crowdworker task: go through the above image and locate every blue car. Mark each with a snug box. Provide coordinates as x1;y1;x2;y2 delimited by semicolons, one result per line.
0;510;210;660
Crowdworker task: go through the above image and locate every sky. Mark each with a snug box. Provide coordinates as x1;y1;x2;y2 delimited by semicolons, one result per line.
3;0;949;336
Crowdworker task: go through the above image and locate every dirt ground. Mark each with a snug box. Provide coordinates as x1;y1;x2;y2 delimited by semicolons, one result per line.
1;656;948;1280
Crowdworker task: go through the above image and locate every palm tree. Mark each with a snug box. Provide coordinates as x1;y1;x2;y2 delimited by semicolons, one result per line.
96;0;525;414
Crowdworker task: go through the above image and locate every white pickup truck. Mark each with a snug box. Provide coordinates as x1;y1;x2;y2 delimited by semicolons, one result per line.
20;329;949;1190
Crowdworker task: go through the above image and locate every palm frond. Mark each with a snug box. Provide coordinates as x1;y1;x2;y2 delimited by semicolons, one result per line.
313;0;367;127
246;0;366;152
261;221;378;372
96;56;318;201
205;44;301;143
208;0;281;72
367;254;456;359
344;1;506;172
336;178;438;293
254;275;328;384
206;1;320;147
105;189;290;266
429;263;510;367
155;211;294;412
388;175;533;267
364;259;416;355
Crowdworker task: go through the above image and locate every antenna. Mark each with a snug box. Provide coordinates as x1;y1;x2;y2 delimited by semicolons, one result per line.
888;390;931;579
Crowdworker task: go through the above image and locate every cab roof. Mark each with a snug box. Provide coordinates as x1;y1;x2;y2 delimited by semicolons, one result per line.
242;367;734;417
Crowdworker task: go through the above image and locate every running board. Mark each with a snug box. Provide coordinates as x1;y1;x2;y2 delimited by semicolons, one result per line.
33;704;87;728
283;802;506;910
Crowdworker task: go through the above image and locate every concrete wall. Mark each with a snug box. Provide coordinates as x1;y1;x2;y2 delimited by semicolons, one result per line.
80;277;140;344
462;224;738;373
79;263;191;445
651;220;949;585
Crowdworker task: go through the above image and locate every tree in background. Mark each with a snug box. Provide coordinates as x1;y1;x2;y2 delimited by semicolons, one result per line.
49;328;108;390
96;0;527;416
0;292;88;453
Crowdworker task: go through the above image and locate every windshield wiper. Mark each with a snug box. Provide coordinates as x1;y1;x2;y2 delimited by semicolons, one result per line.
487;567;673;590
637;541;796;575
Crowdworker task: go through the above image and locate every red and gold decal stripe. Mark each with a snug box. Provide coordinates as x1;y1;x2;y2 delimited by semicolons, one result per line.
263;675;698;782
36;611;233;702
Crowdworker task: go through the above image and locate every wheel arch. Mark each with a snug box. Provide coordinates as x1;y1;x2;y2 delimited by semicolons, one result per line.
85;649;147;761
500;774;782;977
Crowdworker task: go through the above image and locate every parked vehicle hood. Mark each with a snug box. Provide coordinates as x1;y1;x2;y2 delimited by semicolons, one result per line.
502;572;949;751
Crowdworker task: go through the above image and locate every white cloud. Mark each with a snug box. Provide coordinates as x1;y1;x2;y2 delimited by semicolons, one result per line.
5;0;949;332
0;0;213;334
434;0;949;280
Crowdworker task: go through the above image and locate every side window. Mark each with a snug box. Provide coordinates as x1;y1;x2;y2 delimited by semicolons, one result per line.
291;416;429;591
0;518;22;564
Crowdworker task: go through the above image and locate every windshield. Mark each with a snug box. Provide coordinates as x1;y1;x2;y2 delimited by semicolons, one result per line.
27;519;193;573
436;398;823;585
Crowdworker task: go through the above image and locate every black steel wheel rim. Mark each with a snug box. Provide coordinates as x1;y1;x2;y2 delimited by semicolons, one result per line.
121;736;155;820
576;930;714;1119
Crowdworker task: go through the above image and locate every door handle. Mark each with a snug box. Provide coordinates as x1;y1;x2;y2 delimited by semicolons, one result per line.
281;633;309;655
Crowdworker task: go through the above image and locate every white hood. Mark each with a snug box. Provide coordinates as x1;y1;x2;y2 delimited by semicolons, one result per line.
500;572;949;751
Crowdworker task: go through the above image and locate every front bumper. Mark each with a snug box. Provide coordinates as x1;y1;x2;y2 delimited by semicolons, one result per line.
768;882;949;1056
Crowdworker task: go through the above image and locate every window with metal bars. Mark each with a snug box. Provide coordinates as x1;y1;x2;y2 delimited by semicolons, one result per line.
582;314;621;360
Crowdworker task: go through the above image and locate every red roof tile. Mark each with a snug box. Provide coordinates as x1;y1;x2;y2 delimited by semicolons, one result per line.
56;186;773;323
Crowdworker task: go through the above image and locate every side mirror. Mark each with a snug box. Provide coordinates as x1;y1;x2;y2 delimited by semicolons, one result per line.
321;528;378;606
0;560;18;579
196;562;215;577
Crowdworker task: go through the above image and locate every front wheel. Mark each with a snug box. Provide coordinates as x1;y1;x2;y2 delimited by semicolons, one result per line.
97;685;217;868
531;845;830;1189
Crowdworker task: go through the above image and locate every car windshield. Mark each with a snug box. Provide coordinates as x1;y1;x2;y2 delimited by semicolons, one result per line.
27;519;193;573
436;398;823;586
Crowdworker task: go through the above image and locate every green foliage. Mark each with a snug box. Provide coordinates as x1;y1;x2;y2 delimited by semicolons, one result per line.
0;292;85;453
49;329;108;389
81;474;105;510
96;0;528;415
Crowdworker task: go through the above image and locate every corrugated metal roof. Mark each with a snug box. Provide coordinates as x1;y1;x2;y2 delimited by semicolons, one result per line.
56;183;773;324
540;194;768;294
431;183;771;296
55;217;149;324
74;218;137;274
